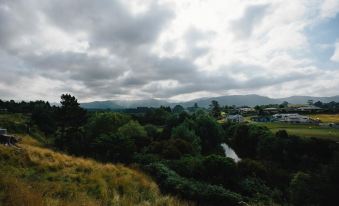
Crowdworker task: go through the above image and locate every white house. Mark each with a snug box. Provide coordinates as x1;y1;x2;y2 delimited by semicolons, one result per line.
227;114;244;123
272;113;311;123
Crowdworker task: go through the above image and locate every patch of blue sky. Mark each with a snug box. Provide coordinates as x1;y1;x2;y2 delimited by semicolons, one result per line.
305;13;339;69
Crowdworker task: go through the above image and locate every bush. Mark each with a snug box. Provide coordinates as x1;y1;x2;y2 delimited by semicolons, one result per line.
237;159;267;179
146;163;243;206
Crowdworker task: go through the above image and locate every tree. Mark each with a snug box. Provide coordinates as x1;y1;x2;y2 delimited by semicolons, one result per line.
31;101;56;135
144;124;160;140
57;94;87;130
275;130;288;139
194;113;224;154
209;100;222;119
289;172;314;205
171;120;201;154
279;101;289;108
201;155;237;187
144;107;171;125
307;99;314;106
232;124;271;158
173;105;185;113
55;94;87;152
93;133;136;163
314;101;323;108
85;112;130;138
118;120;150;151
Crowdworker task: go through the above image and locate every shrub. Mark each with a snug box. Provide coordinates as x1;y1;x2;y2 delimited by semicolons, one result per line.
146;163;243;206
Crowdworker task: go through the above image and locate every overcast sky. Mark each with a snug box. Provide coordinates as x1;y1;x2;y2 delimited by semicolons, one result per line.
1;0;339;102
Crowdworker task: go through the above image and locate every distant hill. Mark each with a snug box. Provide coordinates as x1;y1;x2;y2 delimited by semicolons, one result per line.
80;100;124;109
79;95;339;109
181;94;280;107
80;99;172;110
277;96;339;104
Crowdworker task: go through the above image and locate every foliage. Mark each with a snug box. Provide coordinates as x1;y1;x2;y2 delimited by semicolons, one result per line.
55;94;87;153
118;120;150;150
173;105;185;113
289;172;315;206
85;112;130;138
193;113;224;154
230;124;271;158
171;121;201;154
209;100;222;119
146;163;242;206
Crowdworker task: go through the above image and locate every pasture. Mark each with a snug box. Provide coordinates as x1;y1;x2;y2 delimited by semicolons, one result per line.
251;122;339;141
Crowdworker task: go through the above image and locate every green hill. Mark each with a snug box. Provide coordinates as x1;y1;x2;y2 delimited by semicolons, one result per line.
0;136;190;206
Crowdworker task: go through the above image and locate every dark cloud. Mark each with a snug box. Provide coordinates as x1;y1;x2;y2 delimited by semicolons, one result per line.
0;0;327;101
42;0;173;52
231;4;270;38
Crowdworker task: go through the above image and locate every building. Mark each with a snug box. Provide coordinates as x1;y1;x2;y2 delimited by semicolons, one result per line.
272;113;312;124
0;128;7;135
297;106;322;112
0;108;8;113
263;107;279;114
329;123;339;129
238;107;256;115
251;116;272;122
227;114;244;123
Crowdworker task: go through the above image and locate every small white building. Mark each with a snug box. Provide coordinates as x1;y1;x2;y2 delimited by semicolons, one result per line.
272;113;311;123
227;114;245;123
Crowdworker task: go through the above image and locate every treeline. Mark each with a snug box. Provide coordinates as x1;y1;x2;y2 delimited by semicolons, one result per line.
1;94;339;205
314;101;339;113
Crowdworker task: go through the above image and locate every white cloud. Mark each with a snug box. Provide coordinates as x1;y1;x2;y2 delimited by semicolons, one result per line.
320;0;339;19
331;40;339;62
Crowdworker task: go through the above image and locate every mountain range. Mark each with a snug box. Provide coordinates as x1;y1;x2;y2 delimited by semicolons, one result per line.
80;94;339;109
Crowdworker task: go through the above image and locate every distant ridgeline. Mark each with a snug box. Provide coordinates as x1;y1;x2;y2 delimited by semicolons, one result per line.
78;95;339;110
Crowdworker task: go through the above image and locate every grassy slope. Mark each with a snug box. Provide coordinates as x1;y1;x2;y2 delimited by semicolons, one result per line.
0;136;190;206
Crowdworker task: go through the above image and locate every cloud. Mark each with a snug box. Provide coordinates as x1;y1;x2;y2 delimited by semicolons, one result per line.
331;40;339;62
231;4;270;39
320;0;339;19
0;0;338;102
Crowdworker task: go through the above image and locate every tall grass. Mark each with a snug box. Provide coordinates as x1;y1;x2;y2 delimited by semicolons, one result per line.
0;136;191;206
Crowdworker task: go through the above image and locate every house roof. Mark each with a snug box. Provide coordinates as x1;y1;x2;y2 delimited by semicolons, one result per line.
227;114;243;119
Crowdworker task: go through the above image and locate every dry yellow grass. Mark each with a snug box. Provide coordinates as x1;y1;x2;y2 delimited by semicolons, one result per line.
309;114;339;123
0;136;191;206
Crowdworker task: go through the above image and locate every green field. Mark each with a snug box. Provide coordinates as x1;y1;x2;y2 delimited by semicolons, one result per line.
251;122;339;141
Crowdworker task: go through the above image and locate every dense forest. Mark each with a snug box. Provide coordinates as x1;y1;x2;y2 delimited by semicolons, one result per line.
1;94;339;206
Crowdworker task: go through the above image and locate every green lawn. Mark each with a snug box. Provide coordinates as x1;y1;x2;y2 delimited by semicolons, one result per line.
251;122;339;141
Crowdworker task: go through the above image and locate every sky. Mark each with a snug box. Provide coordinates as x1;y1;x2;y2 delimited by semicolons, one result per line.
0;0;339;102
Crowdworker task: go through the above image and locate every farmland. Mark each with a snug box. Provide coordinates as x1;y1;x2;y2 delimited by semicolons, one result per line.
251;122;339;140
309;114;339;123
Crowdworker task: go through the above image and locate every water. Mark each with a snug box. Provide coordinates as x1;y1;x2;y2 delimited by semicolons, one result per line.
221;143;241;162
